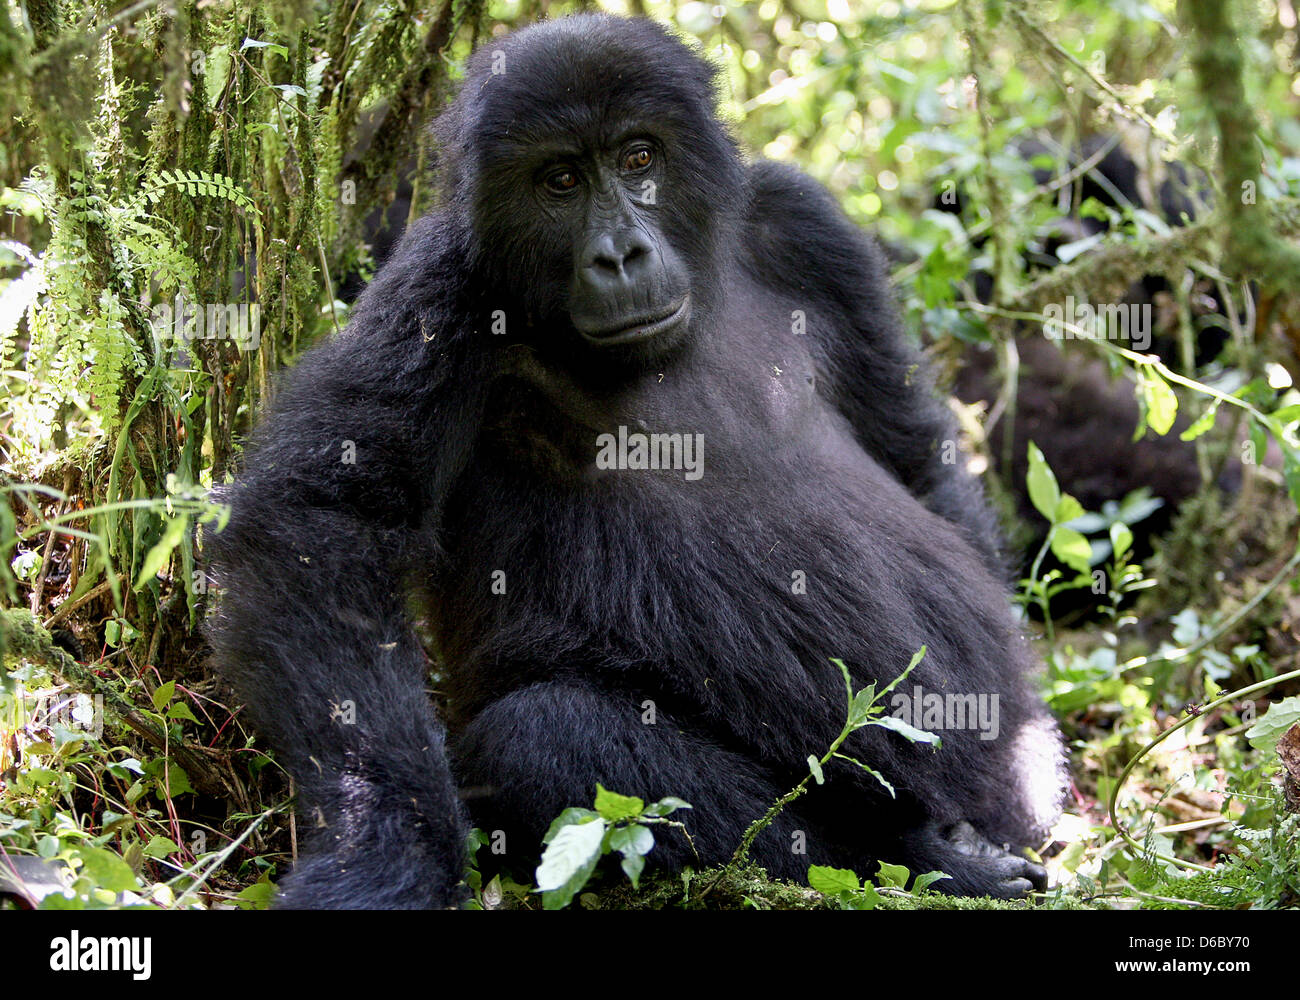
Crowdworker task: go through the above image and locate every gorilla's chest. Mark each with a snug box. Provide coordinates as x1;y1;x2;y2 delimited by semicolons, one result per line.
440;312;950;677
485;298;852;488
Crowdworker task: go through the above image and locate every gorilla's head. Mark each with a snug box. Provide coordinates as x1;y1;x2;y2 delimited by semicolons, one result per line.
434;16;745;360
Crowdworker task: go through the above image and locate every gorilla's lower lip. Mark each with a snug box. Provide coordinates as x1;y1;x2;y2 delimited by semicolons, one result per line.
578;296;690;345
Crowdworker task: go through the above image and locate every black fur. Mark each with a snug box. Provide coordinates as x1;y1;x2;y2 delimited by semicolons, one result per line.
208;15;1063;909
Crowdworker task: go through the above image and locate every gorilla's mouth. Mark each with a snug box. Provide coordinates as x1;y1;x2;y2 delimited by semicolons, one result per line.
576;295;690;346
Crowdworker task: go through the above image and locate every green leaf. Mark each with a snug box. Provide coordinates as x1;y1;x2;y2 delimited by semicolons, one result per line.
1139;370;1178;436
542;807;599;844
1025;442;1061;521
808;865;861;894
832;753;896;798
841;883;882;909
1049;526;1093;574
912;871;953;893
878;646;926;699
874;861;911;889
167;702;199;724
105;758;143;779
594;784;644;822
847;686;880;728
143;835;181;859
807;754;825;785
620;854;646;888
1245;696;1300;752
151;680;175;712
831;657;853;704
135;514;189;590
535;818;607;910
234;878;275;910
162;764;194;796
642;796;692;817
75;847;140;893
1180;401;1220;442
1109;522;1133;561
1054;494;1085;524
870;714;941;747
1272;403;1300;425
608;823;654;859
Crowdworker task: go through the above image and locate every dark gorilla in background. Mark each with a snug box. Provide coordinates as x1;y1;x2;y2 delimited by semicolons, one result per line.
208;15;1064;908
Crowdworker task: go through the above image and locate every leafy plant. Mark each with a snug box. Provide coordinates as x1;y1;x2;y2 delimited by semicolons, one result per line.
702;648;938;897
809;861;951;910
534;785;693;911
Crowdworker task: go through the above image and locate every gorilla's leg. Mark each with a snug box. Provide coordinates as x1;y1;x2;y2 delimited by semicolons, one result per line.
454;681;814;881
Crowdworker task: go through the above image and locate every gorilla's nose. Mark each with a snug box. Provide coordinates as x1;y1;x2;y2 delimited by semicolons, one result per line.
579;230;656;291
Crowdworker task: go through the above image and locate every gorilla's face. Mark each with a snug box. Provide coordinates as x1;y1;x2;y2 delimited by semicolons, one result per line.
538;135;690;349
443;18;745;361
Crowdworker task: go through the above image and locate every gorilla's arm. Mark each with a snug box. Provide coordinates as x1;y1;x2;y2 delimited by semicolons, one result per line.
743;161;1003;569
207;220;480;908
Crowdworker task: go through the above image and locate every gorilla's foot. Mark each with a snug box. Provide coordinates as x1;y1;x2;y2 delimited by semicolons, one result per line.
904;820;1047;899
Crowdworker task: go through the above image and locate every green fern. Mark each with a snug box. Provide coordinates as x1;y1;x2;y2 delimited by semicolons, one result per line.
142;168;261;217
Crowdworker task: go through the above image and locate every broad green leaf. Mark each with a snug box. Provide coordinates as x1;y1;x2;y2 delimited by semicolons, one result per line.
1139;370;1178;436
1271;402;1300;425
535;818;606;909
542;807;599;844
608;823;654;859
912;871;953;893
167;702;199;724
1054;494;1085;525
874;861;911;889
1025;442;1061;521
808;865;860;894
1050;526;1093;574
162;764;194;796
842;883;882;909
234;878;275;910
1245;696;1300;752
847;688;880;728
594;785;644;822
75;847;140;893
143;835;181;859
151;680;175;712
620;854;645;888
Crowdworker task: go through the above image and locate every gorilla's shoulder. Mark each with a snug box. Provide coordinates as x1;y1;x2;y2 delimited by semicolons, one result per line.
342;210;474;350
741;159;890;292
744;159;842;218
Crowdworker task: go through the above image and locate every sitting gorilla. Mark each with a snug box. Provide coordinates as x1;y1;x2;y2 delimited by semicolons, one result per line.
208;14;1064;908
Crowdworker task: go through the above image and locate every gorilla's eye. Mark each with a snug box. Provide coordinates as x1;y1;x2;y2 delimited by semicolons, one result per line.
623;146;653;172
543;168;579;194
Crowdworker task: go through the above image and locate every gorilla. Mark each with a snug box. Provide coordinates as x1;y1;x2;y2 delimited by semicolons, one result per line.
208;15;1064;909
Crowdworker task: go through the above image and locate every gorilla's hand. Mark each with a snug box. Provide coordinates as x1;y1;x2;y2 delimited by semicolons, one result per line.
905;820;1048;899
